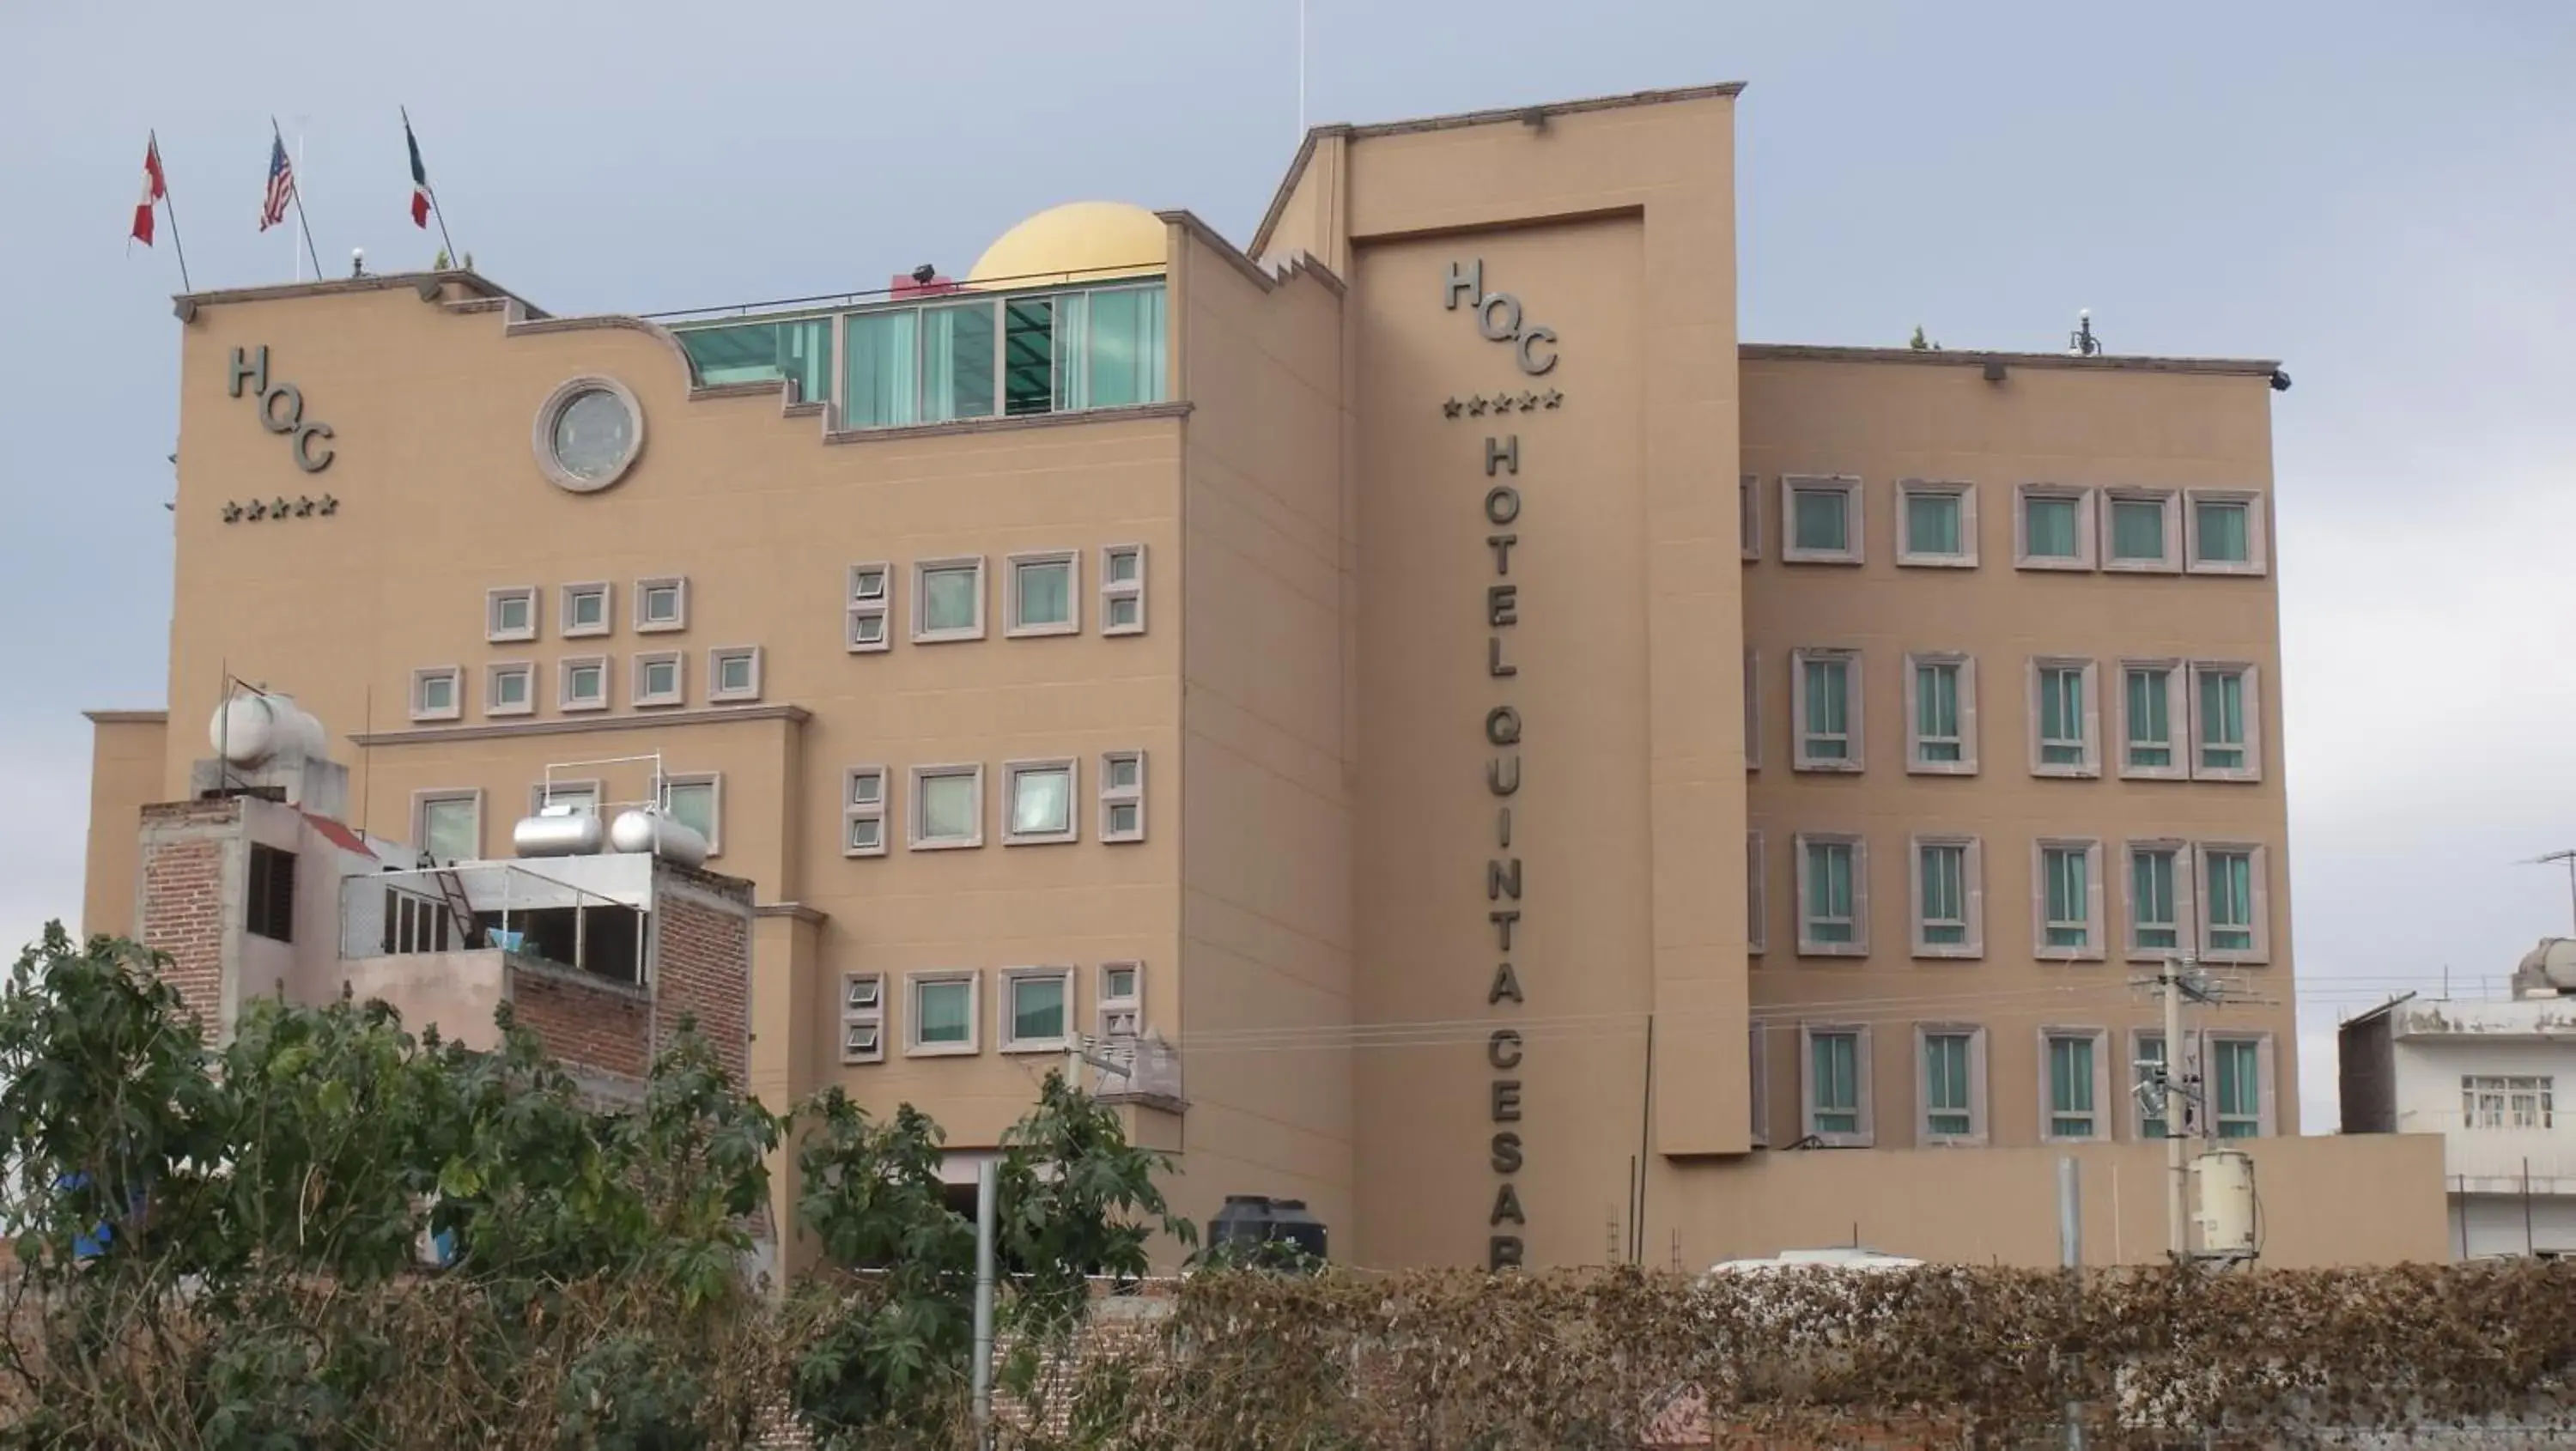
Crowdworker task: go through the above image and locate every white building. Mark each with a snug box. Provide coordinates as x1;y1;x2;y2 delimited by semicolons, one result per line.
2338;941;2576;1260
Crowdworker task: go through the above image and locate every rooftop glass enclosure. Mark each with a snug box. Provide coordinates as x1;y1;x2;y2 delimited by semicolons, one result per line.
670;279;1167;428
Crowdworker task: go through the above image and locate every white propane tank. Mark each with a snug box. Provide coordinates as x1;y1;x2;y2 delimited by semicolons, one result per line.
2190;1149;2257;1260
208;691;325;767
608;808;708;869
513;810;606;858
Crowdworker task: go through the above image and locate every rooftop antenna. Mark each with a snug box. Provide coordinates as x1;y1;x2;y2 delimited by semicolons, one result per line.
2518;850;2576;937
2069;307;2101;357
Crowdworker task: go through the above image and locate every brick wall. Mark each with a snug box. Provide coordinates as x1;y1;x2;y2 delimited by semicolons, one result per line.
137;798;240;1029
653;866;754;1085
507;964;650;1081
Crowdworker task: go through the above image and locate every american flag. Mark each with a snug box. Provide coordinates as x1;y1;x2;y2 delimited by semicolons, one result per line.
258;136;295;232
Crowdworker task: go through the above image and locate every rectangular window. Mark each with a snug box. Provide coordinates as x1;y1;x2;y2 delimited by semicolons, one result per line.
843;307;920;428
562;582;611;637
2190;664;2260;780
1803;1025;1870;1144
1003;297;1055;417
1100;750;1146;842
486;586;538;643
2016;486;2093;569
914;556;987;642
485;661;534;718
2044;1031;2103;1140
1911;836;1980;958
908;974;978;1054
1072;284;1167;410
2134;1031;2171;1140
410;666;462;723
1795;834;1867;956
1740;475;1760;562
1002;758;1078;845
415;790;482;865
1747;830;1765;956
2031;659;2096;774
1781;475;1863;564
1748;1024;1771;1148
1100;544;1146;636
2463;1075;2555;1131
1897;480;1976;567
560;656;609;713
847;563;891;653
532;780;599;821
635;576;688;633
2198;845;2267;961
842;766;888;858
707;646;761;703
1098;961;1145;1039
840;974;885;1065
922;299;999;422
246;843;295;943
1743;651;1760;771
1000;967;1074;1051
633;651;684;707
2105;491;2179;571
2213;1036;2265;1138
1905;653;1975;774
663;774;720;856
2037;840;2103;959
1792;649;1862;771
2119;662;2184;778
1006;550;1079;636
910;765;984;850
1920;1028;1982;1142
2125;842;2187;957
2186;491;2264;574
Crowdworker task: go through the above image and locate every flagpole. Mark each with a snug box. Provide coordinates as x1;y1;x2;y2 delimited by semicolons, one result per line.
155;131;193;293
273;116;324;281
402;106;459;266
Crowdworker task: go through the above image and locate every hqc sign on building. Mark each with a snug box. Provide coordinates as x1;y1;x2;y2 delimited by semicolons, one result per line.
226;345;337;473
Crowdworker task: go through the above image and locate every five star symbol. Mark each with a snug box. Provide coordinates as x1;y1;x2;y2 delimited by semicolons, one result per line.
1440;389;1567;417
219;494;339;522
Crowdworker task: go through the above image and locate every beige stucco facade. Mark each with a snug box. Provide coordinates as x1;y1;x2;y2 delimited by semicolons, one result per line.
82;82;2446;1273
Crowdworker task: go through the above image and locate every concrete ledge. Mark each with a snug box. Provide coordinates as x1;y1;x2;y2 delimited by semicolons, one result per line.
349;702;809;747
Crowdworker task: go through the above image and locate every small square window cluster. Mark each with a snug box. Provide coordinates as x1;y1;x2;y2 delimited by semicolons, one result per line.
419;576;766;724
835;961;1147;1064
841;750;1149;859
848;546;1148;653
1741;476;2266;576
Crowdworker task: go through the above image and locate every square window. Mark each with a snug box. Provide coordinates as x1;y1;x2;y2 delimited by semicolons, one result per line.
847;563;892;654
1001;968;1075;1052
1918;1027;1985;1144
1897;480;1977;567
1791;648;1862;772
2196;844;2269;962
562;582;611;637
2042;1029;2107;1141
414;790;482;865
846;815;884;855
487;586;538;643
1101;750;1145;842
635;576;689;633
914;557;986;642
2027;657;2099;777
1911;835;1982;959
1739;475;1760;562
663;774;720;855
1795;833;1868;956
2103;492;2179;572
908;974;978;1054
1002;759;1078;845
1904;653;1977;774
1007;551;1079;636
560;656;610;713
708;646;762;703
411;666;462;723
2035;840;2104;961
910;765;983;850
485;662;534;717
1780;475;1863;564
841;1020;884;1064
2190;663;2261;781
2123;841;2191;960
633;652;684;707
2015;486;2096;570
1801;1024;1872;1145
1098;961;1145;1039
1101;544;1147;636
2117;661;2187;780
845;763;891;854
2186;491;2265;574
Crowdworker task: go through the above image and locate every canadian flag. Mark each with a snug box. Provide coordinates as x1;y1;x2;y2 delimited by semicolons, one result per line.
131;134;166;246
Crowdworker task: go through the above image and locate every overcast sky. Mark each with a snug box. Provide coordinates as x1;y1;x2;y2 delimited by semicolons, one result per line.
3;3;2570;1126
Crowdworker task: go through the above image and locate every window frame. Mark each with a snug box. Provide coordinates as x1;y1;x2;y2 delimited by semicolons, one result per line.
561;581;612;638
410;665;463;724
2188;661;2263;783
485;586;539;644
1909;834;1984;961
1743;650;1760;772
2026;656;2101;778
2184;489;2268;576
1780;474;1864;565
2121;839;2196;962
2130;1029;2174;1141
530;778;601;817
662;772;722;857
2101;489;2181;574
842;765;889;858
707;646;762;704
411;788;483;865
484;660;536;719
846;562;892;653
1896;478;1978;568
1739;475;1760;562
2195;842;2271;964
1793;831;1869;958
245;842;296;944
1000;756;1079;847
1748;1023;1771;1148
1100;750;1146;843
634;575;690;634
905;971;980;1057
1801;1023;1874;1147
999;965;1078;1053
2462;1073;2556;1132
632;650;685;708
1005;549;1081;638
2014;484;2097;571
1790;647;1864;773
1100;543;1147;636
839;973;886;1065
559;655;610;713
1097;960;1145;1040
1904;651;1978;775
913;556;987;643
2206;1030;2277;1138
2116;659;2189;781
2038;1026;2112;1143
1747;829;1766;956
1915;1023;1989;1146
2033;837;2108;962
909;763;986;851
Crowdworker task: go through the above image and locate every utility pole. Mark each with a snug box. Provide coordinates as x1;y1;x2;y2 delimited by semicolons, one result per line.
2059;1156;2085;1449
2143;955;2218;1263
971;1158;997;1450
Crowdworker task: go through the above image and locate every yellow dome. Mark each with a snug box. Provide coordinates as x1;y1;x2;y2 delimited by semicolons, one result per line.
966;201;1166;289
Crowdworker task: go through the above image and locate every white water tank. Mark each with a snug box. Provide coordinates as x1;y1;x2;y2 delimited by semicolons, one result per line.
513;810;606;858
608;808;708;869
2190;1149;2257;1260
2515;938;2576;996
208;692;325;767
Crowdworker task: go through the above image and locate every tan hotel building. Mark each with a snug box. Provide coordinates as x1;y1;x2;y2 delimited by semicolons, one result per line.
82;83;2449;1272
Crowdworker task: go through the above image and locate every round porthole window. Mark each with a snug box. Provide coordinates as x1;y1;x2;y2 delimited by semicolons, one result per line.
533;376;644;493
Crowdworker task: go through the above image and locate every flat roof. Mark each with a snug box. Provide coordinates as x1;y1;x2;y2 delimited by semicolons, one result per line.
1741;343;2283;378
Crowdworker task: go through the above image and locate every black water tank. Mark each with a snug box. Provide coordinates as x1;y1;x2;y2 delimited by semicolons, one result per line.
1208;1194;1327;1264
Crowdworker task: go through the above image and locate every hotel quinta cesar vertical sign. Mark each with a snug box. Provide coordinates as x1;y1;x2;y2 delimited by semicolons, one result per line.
1442;258;1558;1272
225;346;336;473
